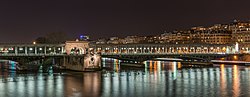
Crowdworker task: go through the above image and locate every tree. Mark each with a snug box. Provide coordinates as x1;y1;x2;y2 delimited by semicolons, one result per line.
35;37;49;44
35;32;70;44
45;32;69;44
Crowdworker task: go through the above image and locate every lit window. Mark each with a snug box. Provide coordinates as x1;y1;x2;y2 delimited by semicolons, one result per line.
19;48;23;50
8;48;14;50
39;48;43;50
29;48;33;50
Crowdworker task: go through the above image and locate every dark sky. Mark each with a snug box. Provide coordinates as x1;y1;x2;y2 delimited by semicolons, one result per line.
0;0;250;43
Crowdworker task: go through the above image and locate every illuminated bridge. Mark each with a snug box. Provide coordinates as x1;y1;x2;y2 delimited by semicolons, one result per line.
92;43;250;61
0;42;247;57
0;41;101;71
0;41;249;68
0;43;65;56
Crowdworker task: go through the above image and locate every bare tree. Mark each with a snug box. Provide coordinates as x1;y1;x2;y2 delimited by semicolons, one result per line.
35;32;71;44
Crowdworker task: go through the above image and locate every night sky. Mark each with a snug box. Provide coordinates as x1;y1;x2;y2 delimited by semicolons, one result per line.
0;0;250;43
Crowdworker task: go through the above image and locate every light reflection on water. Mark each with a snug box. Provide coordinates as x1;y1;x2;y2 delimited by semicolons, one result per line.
1;58;250;97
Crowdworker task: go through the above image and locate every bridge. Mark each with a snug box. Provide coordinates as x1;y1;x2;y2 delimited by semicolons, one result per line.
0;42;247;57
0;41;101;71
0;40;91;56
92;43;249;61
0;41;250;70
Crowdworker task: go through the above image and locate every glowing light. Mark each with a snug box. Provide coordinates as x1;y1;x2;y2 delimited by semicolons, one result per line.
19;48;23;50
222;47;226;51
8;48;14;50
233;65;240;97
235;42;239;52
233;55;238;60
80;35;84;38
33;41;36;44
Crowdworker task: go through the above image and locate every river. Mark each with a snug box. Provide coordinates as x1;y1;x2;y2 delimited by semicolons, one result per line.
0;58;250;97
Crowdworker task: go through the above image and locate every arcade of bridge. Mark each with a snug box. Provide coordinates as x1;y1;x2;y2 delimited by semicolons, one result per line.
0;40;90;56
65;40;89;55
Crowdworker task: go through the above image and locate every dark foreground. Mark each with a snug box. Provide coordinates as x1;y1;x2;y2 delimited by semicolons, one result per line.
0;60;250;97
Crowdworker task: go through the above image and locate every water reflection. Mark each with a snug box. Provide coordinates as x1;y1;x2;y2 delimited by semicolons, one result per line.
63;72;102;97
220;64;227;97
232;65;240;97
100;58;250;97
1;58;250;97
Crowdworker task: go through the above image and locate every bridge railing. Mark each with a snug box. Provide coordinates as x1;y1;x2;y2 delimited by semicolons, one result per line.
100;52;237;55
0;53;66;56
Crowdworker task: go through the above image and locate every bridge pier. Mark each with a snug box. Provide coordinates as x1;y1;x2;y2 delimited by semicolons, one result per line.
63;54;102;71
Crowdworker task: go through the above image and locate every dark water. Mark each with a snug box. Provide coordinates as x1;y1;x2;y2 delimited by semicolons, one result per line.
1;58;250;97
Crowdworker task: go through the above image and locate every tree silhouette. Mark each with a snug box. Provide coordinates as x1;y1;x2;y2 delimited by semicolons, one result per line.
35;32;71;44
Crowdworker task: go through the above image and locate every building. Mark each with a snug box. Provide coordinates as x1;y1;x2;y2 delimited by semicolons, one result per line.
124;36;145;44
230;21;250;43
96;38;107;44
200;29;232;44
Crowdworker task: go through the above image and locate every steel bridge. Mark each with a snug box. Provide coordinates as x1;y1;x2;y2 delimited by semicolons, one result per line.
0;42;249;64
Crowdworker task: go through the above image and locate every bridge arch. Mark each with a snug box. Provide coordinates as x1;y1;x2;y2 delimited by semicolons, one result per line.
65;40;89;55
70;47;86;54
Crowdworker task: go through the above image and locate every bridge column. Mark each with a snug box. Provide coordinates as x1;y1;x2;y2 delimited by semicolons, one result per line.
117;48;120;54
150;47;153;53
162;47;165;53
128;47;130;53
111;48;113;53
61;47;64;54
35;47;37;54
165;47;168;53
121;47;123;54
53;47;56;54
15;47;18;55
44;46;47;55
136;47;138;53
25;47;27;55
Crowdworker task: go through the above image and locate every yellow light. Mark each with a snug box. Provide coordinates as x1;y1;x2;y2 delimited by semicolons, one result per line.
222;47;226;51
33;41;36;45
233;55;238;60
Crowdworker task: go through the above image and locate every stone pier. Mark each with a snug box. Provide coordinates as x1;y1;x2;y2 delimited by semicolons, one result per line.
64;54;102;71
